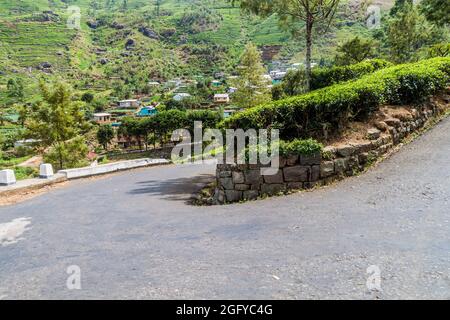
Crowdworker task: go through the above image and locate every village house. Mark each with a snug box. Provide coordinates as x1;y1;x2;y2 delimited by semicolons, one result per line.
228;87;237;94
223;109;236;118
165;79;183;89
14;139;40;149
148;81;160;86
136;106;158;117
119;99;140;109
270;70;287;80
173;93;191;101
93;112;112;124
214;93;230;104
211;80;222;87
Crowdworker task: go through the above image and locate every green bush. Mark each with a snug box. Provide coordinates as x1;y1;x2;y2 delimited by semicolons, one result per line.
221;57;450;141
310;59;393;90
14;166;38;181
280;139;323;156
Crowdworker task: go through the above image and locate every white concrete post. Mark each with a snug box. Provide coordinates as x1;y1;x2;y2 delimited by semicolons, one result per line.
40;164;54;179
0;169;16;186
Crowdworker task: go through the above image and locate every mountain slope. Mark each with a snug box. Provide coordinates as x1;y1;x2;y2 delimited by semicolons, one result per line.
0;0;394;104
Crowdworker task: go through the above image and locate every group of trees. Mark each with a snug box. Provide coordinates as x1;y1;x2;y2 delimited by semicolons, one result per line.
384;1;443;63
120;109;222;149
98;109;223;152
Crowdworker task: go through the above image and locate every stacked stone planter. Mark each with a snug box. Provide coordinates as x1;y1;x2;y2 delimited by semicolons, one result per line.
214;101;444;204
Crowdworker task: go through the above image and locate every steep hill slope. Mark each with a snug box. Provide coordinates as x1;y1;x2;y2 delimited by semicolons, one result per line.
0;0;394;104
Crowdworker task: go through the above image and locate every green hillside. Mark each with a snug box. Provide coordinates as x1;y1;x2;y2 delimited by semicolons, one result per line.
0;0;397;103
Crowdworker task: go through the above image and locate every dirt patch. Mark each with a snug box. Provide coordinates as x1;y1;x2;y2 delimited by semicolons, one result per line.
17;156;43;168
0;181;68;207
326;91;450;147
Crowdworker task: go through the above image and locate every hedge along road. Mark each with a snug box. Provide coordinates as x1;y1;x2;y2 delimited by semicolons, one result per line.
0;118;449;299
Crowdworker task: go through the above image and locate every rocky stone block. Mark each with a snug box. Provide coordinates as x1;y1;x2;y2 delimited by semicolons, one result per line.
243;190;259;201
283;166;309;182
351;141;372;153
213;188;225;203
219;170;232;178
334;158;348;174
261;184;286;195
235;184;250;191
320;161;335;178
244;169;262;184
285;155;299;166
367;128;381;140
232;171;245;184
263;170;284;184
287;182;303;190
347;156;359;170
358;152;369;165
385;118;401;127
374;121;388;132
299;152;322;166
310;165;320;181
225;190;243;202
219;177;234;190
336;145;356;157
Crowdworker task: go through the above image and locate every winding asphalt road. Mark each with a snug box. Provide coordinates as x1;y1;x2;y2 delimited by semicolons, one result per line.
1;118;450;300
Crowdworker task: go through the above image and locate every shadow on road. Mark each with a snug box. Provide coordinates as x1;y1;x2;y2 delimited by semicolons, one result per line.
127;174;214;202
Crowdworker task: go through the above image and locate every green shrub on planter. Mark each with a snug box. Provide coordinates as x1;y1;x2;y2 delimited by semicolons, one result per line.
310;59;392;90
280;139;323;156
239;138;323;163
221;57;450;140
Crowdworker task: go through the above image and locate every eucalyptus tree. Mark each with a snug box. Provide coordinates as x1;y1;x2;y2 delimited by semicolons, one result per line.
229;0;340;91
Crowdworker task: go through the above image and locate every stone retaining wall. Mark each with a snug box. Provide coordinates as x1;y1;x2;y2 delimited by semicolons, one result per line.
214;100;445;204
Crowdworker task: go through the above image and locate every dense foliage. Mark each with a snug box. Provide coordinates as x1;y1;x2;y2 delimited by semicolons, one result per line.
221;57;450;140
25;82;91;170
117;109;222;150
334;37;377;66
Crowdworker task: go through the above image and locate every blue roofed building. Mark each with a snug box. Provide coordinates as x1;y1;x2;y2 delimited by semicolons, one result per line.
136;106;158;117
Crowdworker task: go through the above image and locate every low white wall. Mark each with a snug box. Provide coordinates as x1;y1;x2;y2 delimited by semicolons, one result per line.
59;158;169;179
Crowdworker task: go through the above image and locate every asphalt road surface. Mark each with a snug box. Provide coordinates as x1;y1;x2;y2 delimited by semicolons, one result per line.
1;118;449;299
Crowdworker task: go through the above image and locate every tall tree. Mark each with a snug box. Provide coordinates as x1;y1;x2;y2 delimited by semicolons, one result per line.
232;42;271;108
390;0;413;16
420;0;450;26
26;82;91;170
230;0;340;91
335;36;376;65
7;78;24;100
97;124;115;151
387;3;434;63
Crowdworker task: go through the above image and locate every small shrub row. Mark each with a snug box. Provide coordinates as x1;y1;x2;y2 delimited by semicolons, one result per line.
221;57;450;140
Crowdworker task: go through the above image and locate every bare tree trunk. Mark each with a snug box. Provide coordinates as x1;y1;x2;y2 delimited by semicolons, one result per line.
305;14;314;92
